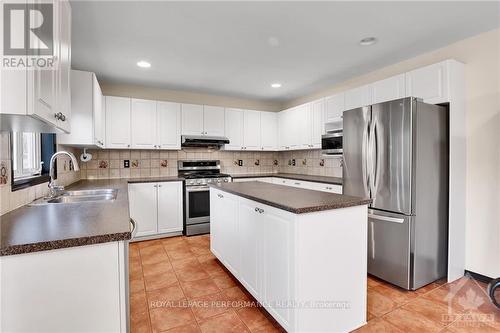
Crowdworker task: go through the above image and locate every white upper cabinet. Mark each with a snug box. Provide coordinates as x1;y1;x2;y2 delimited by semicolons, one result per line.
324;93;345;122
55;0;72;133
93;76;105;147
224;108;244;150
243;110;261;150
105;96;131;148
260;112;278;151
297;103;312;150
181;104;225;136
372;74;406;104
344;84;373;111
405;61;449;104
310;99;324;148
203;105;225;136
157;101;181;150
181;103;204;135
131;99;157;149
58;70;104;147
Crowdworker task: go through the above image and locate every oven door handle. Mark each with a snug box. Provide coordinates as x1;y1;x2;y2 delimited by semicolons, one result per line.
186;186;210;192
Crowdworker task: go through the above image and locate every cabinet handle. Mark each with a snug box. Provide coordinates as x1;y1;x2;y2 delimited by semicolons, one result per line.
158;184;162;187
54;112;66;121
255;207;259;212
153;185;158;188
217;193;224;198
258;208;264;214
127;144;130;147
295;182;301;185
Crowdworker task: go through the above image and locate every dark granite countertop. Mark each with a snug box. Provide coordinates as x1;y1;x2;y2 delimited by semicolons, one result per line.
127;176;184;183
231;173;343;185
0;179;132;256
210;181;370;214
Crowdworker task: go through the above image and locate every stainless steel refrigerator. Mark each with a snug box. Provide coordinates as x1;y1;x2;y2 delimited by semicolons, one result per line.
343;97;448;290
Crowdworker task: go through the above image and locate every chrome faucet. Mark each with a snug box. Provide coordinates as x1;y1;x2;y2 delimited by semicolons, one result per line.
47;151;80;198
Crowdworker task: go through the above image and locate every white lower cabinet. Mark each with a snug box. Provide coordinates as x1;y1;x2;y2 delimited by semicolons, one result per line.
128;181;183;238
1;241;128;332
210;187;367;332
211;190;293;329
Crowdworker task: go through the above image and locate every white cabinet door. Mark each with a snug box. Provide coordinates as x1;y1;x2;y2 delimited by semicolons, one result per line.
296;103;312;150
405;61;449;104
224;108;244;150
372;74;405;104
57;70;92;145
311;100;324;148
157;101;181;149
243;110;261;150
260;111;278;151
55;0;72;133
181;103;204;135
128;183;158;238
157;182;183;233
131;99;157;149
203;105;225;136
222;193;240;274
93;75;105;147
262;206;292;327
238;200;261;297
105;96;131;148
344;84;372;111
324;93;345;122
30;66;57;127
210;189;225;258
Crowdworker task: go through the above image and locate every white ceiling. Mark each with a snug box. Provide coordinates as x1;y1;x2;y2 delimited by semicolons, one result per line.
70;1;500;103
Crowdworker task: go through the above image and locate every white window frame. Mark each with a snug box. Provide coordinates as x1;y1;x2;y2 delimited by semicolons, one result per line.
12;132;43;181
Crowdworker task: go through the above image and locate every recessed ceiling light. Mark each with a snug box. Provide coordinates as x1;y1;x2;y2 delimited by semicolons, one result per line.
137;60;151;68
271;83;282;88
359;37;377;46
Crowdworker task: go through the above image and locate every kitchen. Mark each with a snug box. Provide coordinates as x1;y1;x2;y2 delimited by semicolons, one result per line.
1;1;499;332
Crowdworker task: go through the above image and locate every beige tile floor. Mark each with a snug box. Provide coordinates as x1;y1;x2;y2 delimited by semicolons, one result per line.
129;236;499;333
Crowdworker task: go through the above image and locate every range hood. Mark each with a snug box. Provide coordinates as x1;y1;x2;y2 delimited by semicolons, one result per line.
181;135;230;148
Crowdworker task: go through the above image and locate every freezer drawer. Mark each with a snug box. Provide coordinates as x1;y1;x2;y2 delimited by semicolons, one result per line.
368;210;411;289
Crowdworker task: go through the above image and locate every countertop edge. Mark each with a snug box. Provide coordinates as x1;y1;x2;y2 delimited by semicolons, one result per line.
0;232;132;257
210;184;371;214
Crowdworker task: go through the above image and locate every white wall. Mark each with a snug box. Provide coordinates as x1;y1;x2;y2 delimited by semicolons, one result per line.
286;28;500;278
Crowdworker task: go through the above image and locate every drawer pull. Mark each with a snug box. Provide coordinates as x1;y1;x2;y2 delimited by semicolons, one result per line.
217;193;224;198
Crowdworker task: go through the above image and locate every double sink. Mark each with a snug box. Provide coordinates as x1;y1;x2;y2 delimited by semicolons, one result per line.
30;189;118;206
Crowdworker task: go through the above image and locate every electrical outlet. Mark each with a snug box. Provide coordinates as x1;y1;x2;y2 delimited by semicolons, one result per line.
124;160;130;168
238;159;243;166
292;159;296;166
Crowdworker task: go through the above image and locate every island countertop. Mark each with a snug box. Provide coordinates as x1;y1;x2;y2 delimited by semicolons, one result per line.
210;181;371;214
0;179;132;256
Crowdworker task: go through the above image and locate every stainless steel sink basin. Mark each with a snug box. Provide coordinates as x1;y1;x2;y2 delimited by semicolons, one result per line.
29;189;118;206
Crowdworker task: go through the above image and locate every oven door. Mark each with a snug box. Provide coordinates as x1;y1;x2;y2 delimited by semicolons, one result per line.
321;131;343;155
185;186;210;225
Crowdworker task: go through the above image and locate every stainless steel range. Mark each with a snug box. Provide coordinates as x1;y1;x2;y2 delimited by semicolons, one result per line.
178;160;231;236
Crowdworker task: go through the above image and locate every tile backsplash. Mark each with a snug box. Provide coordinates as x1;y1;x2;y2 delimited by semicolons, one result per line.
78;148;343;179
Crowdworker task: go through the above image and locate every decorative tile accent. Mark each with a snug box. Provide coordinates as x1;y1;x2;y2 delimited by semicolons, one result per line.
131;160;139;168
160;160;168;168
98;160;108;169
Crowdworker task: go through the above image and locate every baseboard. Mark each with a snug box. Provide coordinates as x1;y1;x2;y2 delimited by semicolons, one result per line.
465;270;494;284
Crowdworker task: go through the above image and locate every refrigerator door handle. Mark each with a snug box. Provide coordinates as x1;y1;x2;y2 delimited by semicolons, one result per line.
362;121;370;197
368;213;405;224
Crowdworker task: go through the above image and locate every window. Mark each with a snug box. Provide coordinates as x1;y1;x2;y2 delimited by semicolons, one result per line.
11;132;56;191
12;132;42;180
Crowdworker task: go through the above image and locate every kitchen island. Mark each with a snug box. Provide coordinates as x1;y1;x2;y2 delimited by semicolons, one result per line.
209;181;371;333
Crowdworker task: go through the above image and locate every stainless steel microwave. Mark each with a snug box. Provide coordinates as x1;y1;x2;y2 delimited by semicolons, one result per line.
321;131;343;155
